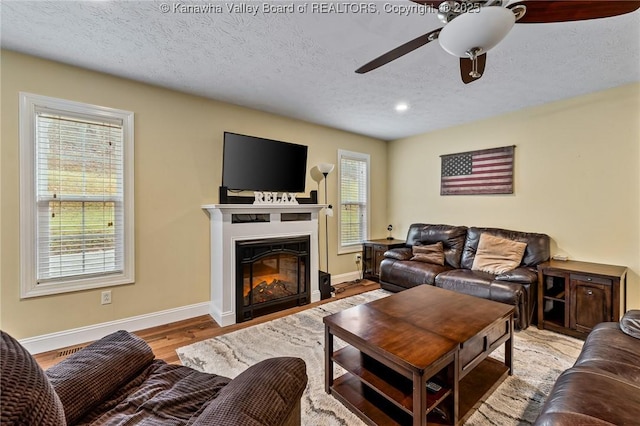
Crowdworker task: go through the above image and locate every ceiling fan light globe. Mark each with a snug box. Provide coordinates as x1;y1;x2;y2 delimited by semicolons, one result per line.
438;6;516;58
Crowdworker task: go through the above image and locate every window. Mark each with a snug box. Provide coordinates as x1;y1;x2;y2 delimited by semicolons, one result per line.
20;93;134;298
338;150;369;253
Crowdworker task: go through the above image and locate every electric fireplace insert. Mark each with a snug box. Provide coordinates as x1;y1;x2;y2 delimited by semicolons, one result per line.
235;236;310;323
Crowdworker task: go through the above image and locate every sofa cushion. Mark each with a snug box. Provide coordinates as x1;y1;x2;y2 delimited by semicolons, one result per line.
405;224;468;268
535;367;640;426
535;321;640;426
573;322;640;385
471;233;527;274
620;310;640;339
461;227;550;270
380;258;451;287
435;269;494;299
46;330;155;424
0;331;66;426
76;360;231;425
384;247;412;261
534;367;640;426
411;242;445;265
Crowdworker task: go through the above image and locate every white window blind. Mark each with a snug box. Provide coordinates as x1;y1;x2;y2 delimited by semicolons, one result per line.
36;110;124;282
20;93;134;298
338;150;369;251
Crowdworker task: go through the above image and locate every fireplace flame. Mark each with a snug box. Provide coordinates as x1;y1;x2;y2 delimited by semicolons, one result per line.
243;274;289;297
243;273;300;305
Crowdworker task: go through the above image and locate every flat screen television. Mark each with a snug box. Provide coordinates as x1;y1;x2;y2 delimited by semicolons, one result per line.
222;132;308;193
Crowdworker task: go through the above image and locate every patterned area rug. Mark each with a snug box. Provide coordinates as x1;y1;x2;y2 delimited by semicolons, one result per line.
177;289;583;425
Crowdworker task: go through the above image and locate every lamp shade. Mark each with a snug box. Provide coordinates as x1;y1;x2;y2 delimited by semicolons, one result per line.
438;6;515;58
318;163;335;175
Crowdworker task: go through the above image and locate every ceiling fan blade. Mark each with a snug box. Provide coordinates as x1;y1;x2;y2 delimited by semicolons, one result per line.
510;1;640;23
355;28;442;74
460;54;487;84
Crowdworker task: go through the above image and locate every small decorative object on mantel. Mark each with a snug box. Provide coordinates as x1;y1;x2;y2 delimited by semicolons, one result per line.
440;145;515;195
253;191;299;205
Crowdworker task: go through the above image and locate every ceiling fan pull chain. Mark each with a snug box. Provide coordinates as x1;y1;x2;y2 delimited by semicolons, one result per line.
471;58;480;78
466;47;482;78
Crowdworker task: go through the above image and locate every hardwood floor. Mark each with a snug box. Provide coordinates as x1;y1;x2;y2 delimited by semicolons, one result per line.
34;280;380;370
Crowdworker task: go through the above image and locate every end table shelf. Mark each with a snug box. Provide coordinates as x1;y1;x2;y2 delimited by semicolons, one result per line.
332;346;453;419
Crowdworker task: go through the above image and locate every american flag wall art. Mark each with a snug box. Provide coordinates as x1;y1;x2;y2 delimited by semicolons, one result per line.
440;146;515;195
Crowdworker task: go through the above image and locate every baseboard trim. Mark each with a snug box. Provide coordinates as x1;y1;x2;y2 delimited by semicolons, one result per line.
331;271;362;285
19;302;210;355
19;271;363;354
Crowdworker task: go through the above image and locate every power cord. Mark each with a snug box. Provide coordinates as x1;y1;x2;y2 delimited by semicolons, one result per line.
353;256;363;283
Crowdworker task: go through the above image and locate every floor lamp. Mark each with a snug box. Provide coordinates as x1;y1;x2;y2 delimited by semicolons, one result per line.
317;163;334;273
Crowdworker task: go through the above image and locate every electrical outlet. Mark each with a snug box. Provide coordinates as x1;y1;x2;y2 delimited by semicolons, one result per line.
354;253;362;263
101;290;112;305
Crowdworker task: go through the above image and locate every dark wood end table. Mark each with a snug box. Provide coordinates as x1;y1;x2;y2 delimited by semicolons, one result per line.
537;259;627;339
362;239;406;282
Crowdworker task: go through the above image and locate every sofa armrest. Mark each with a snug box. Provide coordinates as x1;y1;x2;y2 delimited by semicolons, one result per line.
46;330;154;425
0;331;66;425
189;357;307;426
494;266;538;284
384;247;412;261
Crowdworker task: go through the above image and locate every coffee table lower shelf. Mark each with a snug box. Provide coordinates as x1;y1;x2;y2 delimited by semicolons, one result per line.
329;357;508;426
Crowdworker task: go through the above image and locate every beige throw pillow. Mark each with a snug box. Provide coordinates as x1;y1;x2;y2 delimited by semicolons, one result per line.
471;233;527;274
410;242;445;266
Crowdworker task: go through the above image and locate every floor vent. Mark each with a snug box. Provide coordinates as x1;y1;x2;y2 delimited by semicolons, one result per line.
56;346;84;358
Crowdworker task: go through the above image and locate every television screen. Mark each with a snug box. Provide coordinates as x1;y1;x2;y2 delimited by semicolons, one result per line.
222;132;308;193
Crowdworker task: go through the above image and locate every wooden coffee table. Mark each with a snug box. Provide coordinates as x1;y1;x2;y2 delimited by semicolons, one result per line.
324;285;514;425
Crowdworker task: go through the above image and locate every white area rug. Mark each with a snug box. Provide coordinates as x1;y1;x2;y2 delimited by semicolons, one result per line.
177;289;583;425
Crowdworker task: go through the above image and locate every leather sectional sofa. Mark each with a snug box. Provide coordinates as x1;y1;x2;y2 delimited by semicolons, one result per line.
534;310;640;424
380;224;550;329
0;329;307;425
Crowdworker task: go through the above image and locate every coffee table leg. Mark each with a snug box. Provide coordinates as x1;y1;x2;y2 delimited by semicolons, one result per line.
412;373;427;426
505;315;514;375
325;325;334;394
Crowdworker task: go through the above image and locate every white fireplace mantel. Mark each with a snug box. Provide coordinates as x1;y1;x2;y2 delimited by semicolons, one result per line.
202;203;325;326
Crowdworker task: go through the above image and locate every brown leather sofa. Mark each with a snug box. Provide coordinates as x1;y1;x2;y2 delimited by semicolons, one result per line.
534;310;640;425
1;329;307;426
380;224;550;329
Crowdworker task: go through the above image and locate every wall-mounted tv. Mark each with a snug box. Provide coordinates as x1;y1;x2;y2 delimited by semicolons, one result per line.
222;132;308;193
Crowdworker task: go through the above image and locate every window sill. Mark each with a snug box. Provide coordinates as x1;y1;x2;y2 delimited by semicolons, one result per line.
21;274;134;299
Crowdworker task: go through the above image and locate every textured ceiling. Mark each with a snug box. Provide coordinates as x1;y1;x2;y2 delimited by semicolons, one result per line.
1;1;639;140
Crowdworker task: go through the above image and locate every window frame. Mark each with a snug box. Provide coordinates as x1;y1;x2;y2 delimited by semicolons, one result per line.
19;92;135;298
337;149;370;255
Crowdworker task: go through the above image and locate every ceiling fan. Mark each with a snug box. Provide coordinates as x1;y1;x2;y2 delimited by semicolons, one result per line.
356;0;640;83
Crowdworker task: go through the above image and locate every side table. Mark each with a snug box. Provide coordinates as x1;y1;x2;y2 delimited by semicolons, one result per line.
362;238;405;282
537;259;627;339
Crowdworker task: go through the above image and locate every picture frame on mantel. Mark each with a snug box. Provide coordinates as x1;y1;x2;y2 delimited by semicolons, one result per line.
440;145;515;195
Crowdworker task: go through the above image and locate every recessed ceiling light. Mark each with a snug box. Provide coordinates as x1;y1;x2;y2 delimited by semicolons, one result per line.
395;102;409;113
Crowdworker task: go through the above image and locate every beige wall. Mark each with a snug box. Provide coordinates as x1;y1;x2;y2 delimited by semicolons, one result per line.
388;83;640;310
0;50;388;338
3;49;637;340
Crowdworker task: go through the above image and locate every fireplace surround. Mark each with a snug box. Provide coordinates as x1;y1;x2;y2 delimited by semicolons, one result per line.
203;203;324;326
